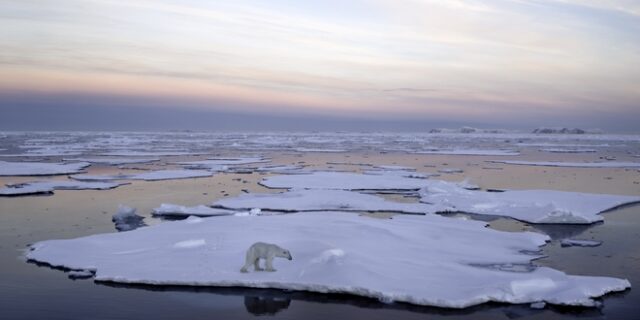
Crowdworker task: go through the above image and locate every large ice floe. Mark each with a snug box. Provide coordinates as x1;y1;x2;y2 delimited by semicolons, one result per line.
0;161;90;176
0;180;125;196
26;212;630;308
260;171;428;190
419;182;640;224
62;157;160;165
214;189;432;214
487;160;640;168
71;169;213;181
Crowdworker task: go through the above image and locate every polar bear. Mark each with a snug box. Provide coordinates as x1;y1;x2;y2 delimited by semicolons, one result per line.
240;242;292;273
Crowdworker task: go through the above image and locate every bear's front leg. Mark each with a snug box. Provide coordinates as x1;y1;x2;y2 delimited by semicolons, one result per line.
265;255;276;272
254;258;264;271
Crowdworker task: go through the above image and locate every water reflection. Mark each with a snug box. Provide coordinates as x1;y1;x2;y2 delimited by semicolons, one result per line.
244;295;291;316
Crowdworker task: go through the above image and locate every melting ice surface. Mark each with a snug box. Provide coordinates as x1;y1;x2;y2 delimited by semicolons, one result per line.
214;189;433;214
0;161;90;176
0;180;125;196
26;212;630;308
419;182;640;224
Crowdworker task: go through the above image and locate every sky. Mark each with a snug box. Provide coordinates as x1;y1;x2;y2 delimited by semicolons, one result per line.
1;0;639;132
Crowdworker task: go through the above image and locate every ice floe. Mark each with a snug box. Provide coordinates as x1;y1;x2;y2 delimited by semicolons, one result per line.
560;239;602;247
487;160;640;168
0;180;125;196
214;189;432;214
539;148;597;153
438;168;464;174
26;212;630;308
0;161;90;176
71;170;213;181
260;171;428;190
152;204;237;218
177;157;270;170
414;149;520;156
420;185;640;224
62;157;160;165
112;205;146;232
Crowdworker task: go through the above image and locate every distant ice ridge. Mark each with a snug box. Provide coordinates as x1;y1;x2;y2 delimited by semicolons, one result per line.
0;161;90;176
0;180;125;196
532;127;603;134
487;160;640;168
26;212;630;308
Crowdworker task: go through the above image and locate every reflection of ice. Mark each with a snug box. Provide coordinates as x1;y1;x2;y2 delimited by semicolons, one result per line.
244;296;291;316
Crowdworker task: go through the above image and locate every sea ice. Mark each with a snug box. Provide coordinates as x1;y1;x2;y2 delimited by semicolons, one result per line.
294;148;347;153
62;157;160;165
71;169;213;181
214;189;433;214
420;185;640;224
176;157;270;170
539;148;597;153
100;151;198;156
439;168;464;174
486;160;640;168
152;204;237;218
414;149;520;156
260;171;428;190
112;205;146;232
0;180;125;196
560;239;602;247
0;161;90;176
26;212;630;308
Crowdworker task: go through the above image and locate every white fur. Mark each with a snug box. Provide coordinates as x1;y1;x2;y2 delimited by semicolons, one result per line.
240;242;292;273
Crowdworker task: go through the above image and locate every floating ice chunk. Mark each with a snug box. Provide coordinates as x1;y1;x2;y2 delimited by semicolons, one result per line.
0;180;125;196
294;148;347;153
414;149;520;156
152;204;236;218
560;239;602;247
539;148;597;153
420;185;640;224
458;179;480;190
260;171;428;190
100;151;198;156
371;165;415;171
255;164;307;174
26;212;630;308
530;301;546;309
112;205;146;232
0;161;90;176
214;189;433;214
62;157;159;165
438;168;464;174
487;160;640;168
71;169;213;181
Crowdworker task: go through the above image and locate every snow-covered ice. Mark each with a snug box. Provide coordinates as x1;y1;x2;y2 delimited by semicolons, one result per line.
214;189;433;214
560;239;602;247
0;161;90;176
26;212;630;308
487;160;640;168
0;180;125;196
260;171;428;190
62;157;159;165
71;169;213;181
420;184;640;224
112;205;146;232
414;149;520;156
